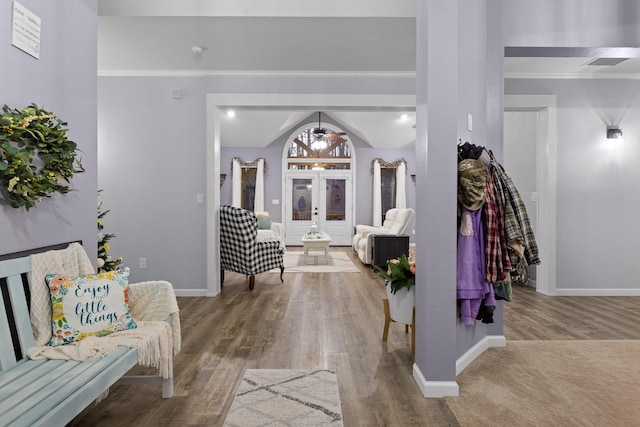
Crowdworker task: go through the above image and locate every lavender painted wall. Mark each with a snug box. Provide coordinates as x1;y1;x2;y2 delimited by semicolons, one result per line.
414;0;640;394
501;0;640;48
98;77;208;288
95;0;640;395
415;0;500;388
98;75;416;292
0;0;98;260
453;0;501;364
506;78;640;292
219;144;416;231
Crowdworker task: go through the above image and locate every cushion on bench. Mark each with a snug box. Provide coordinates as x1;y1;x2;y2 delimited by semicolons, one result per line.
0;242;181;427
27;244;180;380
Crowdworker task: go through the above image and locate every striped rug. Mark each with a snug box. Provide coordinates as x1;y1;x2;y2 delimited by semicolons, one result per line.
223;369;343;427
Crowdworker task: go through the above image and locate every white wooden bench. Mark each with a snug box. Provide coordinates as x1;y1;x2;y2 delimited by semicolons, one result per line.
0;250;173;427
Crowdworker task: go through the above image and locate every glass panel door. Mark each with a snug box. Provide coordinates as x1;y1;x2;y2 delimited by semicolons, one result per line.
324;178;345;221
291;178;313;221
285;171;352;246
285;173;319;245
318;173;352;245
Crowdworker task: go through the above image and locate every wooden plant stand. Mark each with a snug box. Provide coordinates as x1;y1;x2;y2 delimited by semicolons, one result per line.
382;298;416;354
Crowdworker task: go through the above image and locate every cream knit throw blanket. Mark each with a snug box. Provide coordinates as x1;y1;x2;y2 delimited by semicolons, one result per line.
27;243;181;379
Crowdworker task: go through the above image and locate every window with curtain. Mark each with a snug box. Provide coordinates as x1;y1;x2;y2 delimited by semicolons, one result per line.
372;158;407;224
241;167;257;211
380;168;397;220
231;157;266;211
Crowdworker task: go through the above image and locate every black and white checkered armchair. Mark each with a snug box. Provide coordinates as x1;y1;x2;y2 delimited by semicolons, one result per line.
219;205;284;291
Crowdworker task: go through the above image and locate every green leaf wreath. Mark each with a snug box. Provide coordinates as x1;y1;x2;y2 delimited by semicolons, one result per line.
0;104;84;210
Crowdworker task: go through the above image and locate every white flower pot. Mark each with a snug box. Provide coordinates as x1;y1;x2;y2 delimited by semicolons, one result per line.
385;282;415;325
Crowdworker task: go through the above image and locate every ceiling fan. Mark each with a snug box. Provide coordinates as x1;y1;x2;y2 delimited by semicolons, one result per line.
310;111;347;149
292;112;348;155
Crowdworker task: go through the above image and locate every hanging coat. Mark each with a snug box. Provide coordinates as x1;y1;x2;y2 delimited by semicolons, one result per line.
457;207;496;325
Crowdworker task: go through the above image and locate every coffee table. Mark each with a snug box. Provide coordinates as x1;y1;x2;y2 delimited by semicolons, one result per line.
301;232;332;263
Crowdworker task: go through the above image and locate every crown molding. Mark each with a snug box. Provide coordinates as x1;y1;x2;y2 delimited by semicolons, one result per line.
504;72;640;80
98;69;417;78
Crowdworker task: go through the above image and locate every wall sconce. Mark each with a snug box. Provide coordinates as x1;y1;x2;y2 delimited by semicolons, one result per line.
411;174;416;184
607;126;623;139
220;174;227;187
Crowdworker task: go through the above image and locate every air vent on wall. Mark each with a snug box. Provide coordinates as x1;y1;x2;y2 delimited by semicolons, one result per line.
584;58;629;67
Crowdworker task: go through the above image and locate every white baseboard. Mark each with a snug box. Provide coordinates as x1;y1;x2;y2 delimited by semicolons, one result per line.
554;288;640;296
412;334;506;398
456;335;506;375
413;364;459;397
526;281;640;296
174;289;210;297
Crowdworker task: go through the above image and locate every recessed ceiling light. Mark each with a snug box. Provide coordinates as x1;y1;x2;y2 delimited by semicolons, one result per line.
226;110;236;118
400;114;409;120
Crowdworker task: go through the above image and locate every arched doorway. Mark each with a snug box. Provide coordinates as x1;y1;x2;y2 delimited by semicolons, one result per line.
282;114;356;246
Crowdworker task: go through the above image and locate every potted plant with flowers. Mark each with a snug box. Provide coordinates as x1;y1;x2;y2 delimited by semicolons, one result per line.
374;253;416;325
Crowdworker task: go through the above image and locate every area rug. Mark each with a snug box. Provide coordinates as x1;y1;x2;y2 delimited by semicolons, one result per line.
444;340;640;427
223;369;343;427
269;251;360;273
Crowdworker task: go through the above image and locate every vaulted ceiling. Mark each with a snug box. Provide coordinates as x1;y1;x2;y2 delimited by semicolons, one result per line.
98;1;417;148
98;1;640;148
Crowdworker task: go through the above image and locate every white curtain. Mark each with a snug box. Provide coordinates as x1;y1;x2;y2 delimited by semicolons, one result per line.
395;160;407;208
232;158;242;208
373;160;382;226
254;158;265;212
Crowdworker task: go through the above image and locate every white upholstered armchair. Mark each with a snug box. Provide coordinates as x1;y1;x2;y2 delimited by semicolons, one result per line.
352;208;416;265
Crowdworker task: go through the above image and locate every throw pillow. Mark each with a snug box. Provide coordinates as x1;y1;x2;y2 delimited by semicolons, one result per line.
256;213;272;230
45;267;137;346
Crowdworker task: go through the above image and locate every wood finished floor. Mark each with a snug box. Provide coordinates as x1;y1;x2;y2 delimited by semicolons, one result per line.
73;248;640;426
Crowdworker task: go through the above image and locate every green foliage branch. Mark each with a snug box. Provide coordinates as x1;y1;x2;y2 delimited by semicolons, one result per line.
98;191;123;272
0;104;84;210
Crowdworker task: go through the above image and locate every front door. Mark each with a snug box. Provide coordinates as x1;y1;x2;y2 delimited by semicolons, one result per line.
285;171;352;246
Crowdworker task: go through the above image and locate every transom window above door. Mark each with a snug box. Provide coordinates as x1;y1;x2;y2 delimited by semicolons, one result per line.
287;112;351;170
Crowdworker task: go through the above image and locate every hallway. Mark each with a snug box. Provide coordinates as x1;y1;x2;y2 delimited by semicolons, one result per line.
74;248;640;426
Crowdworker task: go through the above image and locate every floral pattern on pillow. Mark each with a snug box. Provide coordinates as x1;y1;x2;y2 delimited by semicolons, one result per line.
45;267;137;346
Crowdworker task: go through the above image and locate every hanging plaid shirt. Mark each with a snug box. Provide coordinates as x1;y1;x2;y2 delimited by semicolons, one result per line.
483;173;511;283
492;169;522;243
491;161;541;266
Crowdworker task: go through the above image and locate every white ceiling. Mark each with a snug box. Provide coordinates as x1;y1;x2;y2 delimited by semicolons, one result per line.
98;0;417;148
504;56;640;79
97;0;640;148
219;110;416;149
